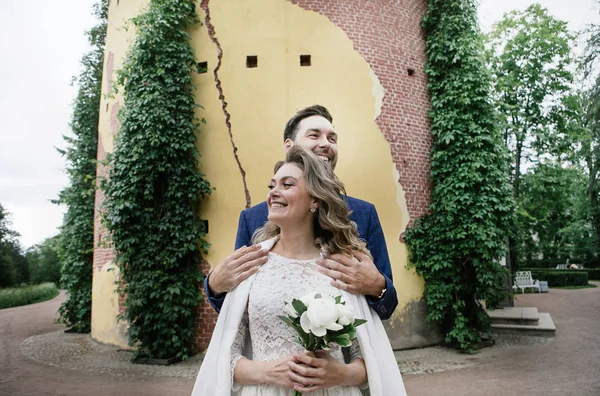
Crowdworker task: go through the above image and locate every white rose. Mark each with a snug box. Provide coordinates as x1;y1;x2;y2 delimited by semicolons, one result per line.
300;292;317;308
300;296;343;336
337;303;355;326
284;301;299;318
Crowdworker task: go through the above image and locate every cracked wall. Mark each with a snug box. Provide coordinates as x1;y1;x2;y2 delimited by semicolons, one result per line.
94;0;437;351
192;0;435;349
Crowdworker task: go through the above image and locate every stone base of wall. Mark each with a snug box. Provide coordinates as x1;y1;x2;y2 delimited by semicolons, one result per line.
385;298;442;349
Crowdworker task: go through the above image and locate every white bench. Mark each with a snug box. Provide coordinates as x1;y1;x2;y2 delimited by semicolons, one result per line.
512;271;541;294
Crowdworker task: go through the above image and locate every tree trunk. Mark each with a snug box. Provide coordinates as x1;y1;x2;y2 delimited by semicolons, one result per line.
514;141;523;200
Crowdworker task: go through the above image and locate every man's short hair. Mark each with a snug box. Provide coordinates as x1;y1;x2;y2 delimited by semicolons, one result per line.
283;105;333;142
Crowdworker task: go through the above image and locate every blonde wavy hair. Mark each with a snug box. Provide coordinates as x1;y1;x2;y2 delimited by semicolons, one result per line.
252;145;370;258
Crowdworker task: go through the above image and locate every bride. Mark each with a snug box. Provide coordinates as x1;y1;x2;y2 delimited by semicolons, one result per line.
191;146;406;396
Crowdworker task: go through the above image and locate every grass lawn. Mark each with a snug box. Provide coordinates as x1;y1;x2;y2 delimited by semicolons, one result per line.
0;283;59;309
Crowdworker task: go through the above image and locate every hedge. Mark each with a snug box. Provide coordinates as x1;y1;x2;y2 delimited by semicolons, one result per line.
522;267;600;282
524;269;588;287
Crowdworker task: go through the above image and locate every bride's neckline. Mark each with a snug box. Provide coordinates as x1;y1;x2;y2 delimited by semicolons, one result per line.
268;251;320;262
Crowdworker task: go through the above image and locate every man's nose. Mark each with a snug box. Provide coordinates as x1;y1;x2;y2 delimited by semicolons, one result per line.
318;135;330;148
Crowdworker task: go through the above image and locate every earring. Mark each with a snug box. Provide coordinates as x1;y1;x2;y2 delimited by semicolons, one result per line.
310;207;316;213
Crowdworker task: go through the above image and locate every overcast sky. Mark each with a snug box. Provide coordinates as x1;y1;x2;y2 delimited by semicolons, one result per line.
0;0;599;249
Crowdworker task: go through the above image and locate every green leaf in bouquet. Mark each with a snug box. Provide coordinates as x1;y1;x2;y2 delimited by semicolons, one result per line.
334;295;343;304
345;326;357;339
353;319;367;327
332;333;351;347
307;332;317;351
277;315;296;327
278;315;309;345
292;299;308;315
318;338;330;350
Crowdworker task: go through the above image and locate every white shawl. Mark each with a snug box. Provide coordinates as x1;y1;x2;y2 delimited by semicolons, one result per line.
191;238;407;396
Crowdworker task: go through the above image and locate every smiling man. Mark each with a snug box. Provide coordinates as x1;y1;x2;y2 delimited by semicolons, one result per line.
204;105;398;320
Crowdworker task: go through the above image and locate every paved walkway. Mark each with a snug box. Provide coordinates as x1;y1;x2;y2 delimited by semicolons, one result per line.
1;285;599;395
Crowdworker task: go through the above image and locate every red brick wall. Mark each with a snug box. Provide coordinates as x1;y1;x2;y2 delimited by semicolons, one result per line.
193;261;219;352
93;132;116;272
291;0;432;226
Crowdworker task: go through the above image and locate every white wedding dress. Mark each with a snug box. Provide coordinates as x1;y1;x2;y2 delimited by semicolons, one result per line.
231;252;365;396
191;237;407;396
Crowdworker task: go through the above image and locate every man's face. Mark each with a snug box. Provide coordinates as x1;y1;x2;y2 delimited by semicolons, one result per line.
284;115;339;169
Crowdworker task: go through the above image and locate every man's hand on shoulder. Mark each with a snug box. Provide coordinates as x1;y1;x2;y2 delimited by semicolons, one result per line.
316;251;386;298
208;245;269;295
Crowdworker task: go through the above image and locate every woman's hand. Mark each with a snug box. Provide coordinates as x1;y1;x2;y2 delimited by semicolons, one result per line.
263;355;297;388
287;351;366;393
234;355;296;389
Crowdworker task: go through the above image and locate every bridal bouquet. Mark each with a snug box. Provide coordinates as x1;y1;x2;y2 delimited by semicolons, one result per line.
278;292;367;396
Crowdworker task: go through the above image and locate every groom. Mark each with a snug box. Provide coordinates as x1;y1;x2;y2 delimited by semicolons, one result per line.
205;105;398;320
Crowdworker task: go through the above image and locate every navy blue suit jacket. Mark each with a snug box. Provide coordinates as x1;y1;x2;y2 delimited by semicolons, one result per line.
204;196;398;320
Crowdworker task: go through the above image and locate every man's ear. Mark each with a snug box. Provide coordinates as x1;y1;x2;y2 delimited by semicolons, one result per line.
284;139;293;152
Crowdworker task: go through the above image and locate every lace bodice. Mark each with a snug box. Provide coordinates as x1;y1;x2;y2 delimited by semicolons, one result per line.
231;252;362;393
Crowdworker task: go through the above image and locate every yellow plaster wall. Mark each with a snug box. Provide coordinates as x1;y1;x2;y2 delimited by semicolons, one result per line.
196;0;424;323
91;0;149;349
95;0;427;347
91;262;130;349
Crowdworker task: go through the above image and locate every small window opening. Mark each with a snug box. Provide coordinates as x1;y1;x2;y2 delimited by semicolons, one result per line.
197;61;208;74
300;55;311;67
106;103;109;112
407;68;415;76
246;55;258;68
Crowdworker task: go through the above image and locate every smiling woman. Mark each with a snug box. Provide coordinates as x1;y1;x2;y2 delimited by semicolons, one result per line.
192;145;406;396
254;146;368;259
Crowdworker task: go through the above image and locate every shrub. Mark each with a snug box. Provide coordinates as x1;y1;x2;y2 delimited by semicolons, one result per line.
403;0;515;350
525;269;588;287
582;268;600;281
0;283;59;310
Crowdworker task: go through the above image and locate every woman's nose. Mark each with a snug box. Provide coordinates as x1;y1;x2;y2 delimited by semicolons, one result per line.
268;187;281;199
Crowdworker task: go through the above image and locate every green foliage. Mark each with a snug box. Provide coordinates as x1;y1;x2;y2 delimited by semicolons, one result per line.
54;0;107;333
524;267;600;281
577;77;600;264
26;236;62;285
583;268;600;280
517;163;597;268
0;283;59;310
101;0;211;360
485;3;575;199
525;269;588;287
0;203;28;288
403;0;515;351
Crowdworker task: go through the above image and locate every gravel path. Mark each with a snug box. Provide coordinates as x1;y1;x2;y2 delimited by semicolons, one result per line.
1;284;598;395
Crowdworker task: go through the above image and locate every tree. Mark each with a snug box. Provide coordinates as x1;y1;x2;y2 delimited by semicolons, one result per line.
54;0;107;332
517;162;596;267
26;236;62;285
0;203;27;287
485;4;576;199
404;0;514;350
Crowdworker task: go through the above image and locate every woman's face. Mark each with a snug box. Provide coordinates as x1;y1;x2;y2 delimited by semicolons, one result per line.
267;163;315;227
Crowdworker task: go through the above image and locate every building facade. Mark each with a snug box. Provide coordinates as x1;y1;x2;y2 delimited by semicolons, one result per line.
92;0;438;352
